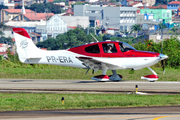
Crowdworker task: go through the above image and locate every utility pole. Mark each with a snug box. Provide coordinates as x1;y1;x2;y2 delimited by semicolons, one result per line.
87;22;89;35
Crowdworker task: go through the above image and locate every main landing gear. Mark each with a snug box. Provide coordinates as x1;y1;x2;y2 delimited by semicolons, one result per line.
91;64;122;81
141;67;158;82
91;66;158;82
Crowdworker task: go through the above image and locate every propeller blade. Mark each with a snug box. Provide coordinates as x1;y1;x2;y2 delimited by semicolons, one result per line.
85;69;90;74
160;42;165;74
161;60;165;74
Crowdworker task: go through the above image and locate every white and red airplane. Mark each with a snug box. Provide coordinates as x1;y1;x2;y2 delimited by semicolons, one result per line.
13;28;168;82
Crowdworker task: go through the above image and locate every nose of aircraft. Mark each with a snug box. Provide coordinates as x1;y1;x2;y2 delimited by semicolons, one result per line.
159;53;168;61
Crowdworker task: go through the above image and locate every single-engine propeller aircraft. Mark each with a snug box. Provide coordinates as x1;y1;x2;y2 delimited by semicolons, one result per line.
13;28;168;82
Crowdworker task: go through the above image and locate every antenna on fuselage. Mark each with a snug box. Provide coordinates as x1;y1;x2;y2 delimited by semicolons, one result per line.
90;33;99;42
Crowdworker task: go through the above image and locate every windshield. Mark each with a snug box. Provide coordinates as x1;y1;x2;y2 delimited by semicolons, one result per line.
119;42;136;52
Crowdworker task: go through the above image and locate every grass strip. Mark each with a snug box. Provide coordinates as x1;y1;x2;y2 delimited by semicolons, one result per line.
0;93;180;111
0;67;179;81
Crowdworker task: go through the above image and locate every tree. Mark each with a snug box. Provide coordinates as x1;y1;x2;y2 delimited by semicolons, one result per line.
27;3;64;14
37;28;94;50
15;5;29;9
131;24;141;37
71;2;89;8
171;27;178;35
0;36;13;44
36;37;58;50
0;31;4;38
155;0;173;5
0;5;8;10
158;23;166;35
0;22;7;31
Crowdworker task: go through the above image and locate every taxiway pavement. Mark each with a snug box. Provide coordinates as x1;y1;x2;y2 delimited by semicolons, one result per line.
1;106;180;120
0;79;180;94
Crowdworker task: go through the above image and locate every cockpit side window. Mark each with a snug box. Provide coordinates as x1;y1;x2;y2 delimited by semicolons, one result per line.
119;42;136;52
85;45;100;53
102;43;117;53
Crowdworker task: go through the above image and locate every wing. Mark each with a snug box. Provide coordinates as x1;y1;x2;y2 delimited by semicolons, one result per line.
76;56;119;72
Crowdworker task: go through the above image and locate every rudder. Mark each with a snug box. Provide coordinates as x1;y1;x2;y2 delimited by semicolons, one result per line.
13;28;40;62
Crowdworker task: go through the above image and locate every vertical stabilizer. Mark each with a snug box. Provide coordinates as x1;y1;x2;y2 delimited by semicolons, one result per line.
13;28;41;62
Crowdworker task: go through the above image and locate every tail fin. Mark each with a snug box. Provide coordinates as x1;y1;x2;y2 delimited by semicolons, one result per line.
13;28;41;62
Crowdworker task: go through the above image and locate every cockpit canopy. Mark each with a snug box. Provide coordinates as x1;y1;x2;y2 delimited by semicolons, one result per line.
68;41;136;57
119;42;136;52
85;42;135;54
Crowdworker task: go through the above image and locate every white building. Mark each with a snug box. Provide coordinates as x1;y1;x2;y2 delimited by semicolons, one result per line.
85;0;98;3
0;0;8;5
43;15;89;38
46;15;67;38
74;5;137;31
58;16;89;29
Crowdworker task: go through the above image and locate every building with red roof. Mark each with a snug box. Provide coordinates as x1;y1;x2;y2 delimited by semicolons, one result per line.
126;0;135;5
22;13;54;21
147;4;167;9
3;9;34;14
167;1;180;13
137;10;140;13
41;48;47;50
128;2;144;7
0;44;8;52
126;0;155;6
168;1;180;4
0;43;15;58
107;27;119;35
1;9;54;22
68;26;77;29
176;8;180;17
47;0;53;2
142;0;155;6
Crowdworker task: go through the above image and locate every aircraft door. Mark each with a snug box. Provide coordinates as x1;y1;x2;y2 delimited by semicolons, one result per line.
119;42;136;68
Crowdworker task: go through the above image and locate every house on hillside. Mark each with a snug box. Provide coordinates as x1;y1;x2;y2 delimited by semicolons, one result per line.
5;21;45;42
128;2;148;7
86;0;98;3
121;0;129;6
140;9;172;29
126;0;155;6
29;32;43;43
0;43;8;52
0;43;15;59
1;9;54;22
142;0;155;6
147;4;167;9
167;1;180;13
126;0;134;5
140;9;172;24
0;0;9;5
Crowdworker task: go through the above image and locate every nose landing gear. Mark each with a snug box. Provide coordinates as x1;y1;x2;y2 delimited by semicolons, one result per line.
141;67;158;82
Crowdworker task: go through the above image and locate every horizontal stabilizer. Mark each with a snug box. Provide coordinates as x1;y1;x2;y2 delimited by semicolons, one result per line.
25;56;42;59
